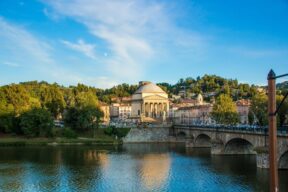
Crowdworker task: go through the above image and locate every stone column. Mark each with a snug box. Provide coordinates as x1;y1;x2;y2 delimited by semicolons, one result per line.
154;103;156;118
157;103;160;118
144;102;147;117
142;102;144;116
159;102;163;117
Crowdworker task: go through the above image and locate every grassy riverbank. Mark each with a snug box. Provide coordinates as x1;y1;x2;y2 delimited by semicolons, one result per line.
0;137;120;146
0;128;131;146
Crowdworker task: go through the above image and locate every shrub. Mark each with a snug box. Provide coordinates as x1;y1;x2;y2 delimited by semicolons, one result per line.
51;127;61;137
62;128;77;139
115;128;131;138
19;108;53;137
104;127;114;136
104;127;131;138
64;106;103;131
0;114;15;133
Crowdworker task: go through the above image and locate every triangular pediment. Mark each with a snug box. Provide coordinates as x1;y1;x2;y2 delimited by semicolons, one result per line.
143;95;168;100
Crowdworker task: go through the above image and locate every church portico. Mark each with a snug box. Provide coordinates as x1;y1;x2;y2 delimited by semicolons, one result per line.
142;101;168;118
131;81;169;122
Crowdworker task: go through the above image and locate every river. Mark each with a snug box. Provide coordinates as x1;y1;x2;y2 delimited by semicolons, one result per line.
0;144;287;192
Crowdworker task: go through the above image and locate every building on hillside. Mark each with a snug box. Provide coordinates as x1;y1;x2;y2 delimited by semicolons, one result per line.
178;90;186;98
109;102;132;121
171;94;181;100
131;81;169;122
169;94;206;119
203;92;217;98
236;99;251;124
178;94;205;107
179;98;198;106
99;101;110;124
173;104;214;125
118;103;132;120
168;103;182;120
111;96;132;104
110;103;120;119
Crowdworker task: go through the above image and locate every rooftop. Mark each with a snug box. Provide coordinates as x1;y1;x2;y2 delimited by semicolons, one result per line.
135;82;166;94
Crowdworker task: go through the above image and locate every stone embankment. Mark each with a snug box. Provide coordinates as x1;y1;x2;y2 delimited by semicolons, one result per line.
123;127;176;143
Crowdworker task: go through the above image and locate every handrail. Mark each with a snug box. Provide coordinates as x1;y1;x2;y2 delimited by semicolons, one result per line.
174;124;288;135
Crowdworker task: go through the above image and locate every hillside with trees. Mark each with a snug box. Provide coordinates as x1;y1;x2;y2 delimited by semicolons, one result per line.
157;75;260;101
0;74;287;135
0;81;103;137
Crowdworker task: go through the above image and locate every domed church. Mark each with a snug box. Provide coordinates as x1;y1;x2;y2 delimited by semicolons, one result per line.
131;81;169;122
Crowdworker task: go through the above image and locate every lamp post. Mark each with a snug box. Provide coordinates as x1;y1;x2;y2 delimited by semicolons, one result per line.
267;70;278;192
267;70;288;192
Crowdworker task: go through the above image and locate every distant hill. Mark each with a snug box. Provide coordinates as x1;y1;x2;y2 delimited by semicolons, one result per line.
157;75;261;101
0;75;272;104
277;81;288;90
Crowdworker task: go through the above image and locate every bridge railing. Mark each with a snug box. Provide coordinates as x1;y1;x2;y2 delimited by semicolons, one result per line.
174;124;288;135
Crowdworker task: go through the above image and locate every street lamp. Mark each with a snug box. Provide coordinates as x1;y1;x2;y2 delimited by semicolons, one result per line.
267;69;288;192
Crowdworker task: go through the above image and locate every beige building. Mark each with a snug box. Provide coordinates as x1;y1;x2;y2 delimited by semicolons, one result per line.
110;103;132;120
236;99;251;124
131;81;169;121
169;94;205;118
174;104;214;125
99;101;110;124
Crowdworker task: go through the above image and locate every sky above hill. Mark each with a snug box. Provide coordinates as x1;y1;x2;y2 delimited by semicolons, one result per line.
0;0;287;88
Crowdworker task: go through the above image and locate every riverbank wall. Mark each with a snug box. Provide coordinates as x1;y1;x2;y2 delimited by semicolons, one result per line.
123;127;180;143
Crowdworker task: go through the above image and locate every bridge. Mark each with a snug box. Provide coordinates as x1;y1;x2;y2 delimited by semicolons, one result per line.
173;124;288;169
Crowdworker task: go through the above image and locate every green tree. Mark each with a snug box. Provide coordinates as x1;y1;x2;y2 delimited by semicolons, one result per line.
248;110;254;125
19;108;53;137
40;85;66;118
75;91;98;108
250;93;268;126
3;84;31;114
0;114;16;133
64;106;103;132
276;95;288;127
211;94;239;125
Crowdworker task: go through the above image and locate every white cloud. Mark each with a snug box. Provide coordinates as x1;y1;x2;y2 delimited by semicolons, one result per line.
2;61;20;67
43;0;205;80
43;8;61;21
61;39;97;59
0;17;118;88
0;17;53;64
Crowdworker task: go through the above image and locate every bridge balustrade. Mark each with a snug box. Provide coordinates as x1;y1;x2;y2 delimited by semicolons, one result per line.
174;123;288;135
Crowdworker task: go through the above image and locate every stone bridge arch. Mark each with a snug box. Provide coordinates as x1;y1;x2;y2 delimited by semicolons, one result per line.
279;150;288;169
221;134;259;147
176;130;194;141
194;133;212;147
278;143;288;169
176;131;187;138
224;138;255;154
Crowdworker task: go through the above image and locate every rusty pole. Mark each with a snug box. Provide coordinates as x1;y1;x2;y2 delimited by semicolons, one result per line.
267;69;278;192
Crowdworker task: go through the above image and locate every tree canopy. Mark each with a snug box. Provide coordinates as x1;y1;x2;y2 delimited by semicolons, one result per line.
211;94;239;125
250;93;268;126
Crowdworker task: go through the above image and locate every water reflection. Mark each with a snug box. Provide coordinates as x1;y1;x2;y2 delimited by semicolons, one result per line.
0;145;287;191
140;154;171;190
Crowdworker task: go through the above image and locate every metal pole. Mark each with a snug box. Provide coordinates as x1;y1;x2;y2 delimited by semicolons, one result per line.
267;69;278;192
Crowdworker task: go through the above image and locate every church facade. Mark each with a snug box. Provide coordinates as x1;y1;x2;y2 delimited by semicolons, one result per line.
131;81;169;121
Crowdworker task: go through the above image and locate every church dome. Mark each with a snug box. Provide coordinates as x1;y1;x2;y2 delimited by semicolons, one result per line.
135;82;166;94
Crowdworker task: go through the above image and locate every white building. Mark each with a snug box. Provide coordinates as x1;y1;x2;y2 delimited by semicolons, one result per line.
131;81;169;122
110;103;132;120
236;99;251;124
173;104;214;125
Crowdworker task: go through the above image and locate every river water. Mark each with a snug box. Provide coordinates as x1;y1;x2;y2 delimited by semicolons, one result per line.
0;144;287;192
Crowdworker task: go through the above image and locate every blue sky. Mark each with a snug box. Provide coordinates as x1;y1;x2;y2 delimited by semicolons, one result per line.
0;0;287;88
